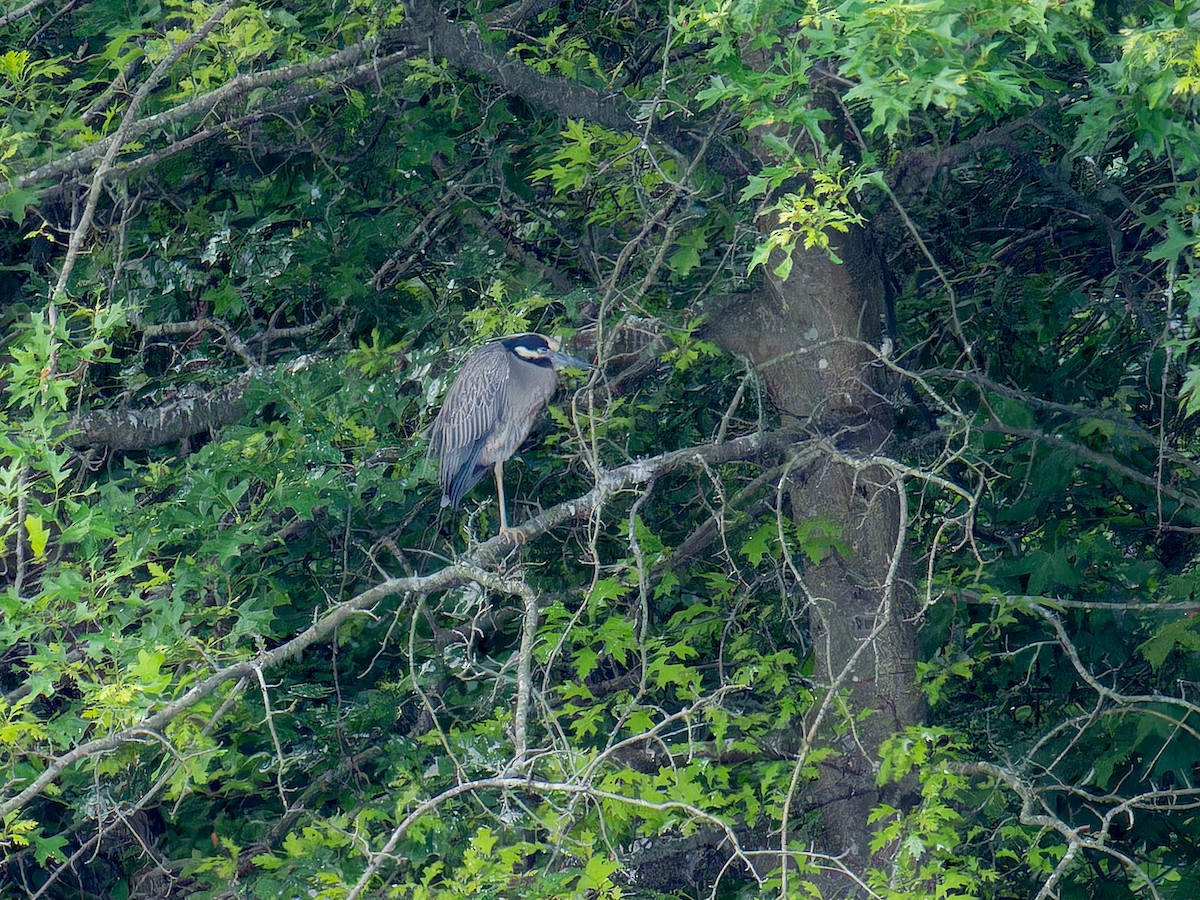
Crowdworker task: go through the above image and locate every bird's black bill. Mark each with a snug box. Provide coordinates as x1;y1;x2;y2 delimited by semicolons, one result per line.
550;350;591;372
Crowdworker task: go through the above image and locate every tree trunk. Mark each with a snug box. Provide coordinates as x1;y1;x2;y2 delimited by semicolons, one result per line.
708;228;924;888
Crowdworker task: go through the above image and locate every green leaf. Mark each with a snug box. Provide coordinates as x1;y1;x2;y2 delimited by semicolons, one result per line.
588;577;626;605
740;522;776;565
1146;217;1197;266
1077;418;1116;440
203;281;243;317
577;853;620;891
24;514;49;558
1139;618;1200;671
0;189;39;224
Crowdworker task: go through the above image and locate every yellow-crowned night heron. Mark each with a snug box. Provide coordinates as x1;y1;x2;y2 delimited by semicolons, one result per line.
429;333;585;533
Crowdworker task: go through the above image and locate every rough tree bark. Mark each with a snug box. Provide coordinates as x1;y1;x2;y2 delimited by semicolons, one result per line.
708;228;924;887
66;372;253;450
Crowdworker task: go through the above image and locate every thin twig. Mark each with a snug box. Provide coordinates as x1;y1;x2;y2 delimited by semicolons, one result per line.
344;776;758;899
0;0;52;29
53;0;243;297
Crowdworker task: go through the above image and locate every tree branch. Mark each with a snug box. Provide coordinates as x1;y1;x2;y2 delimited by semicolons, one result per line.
344;775;758;899
52;0;241;296
0;0;53;30
67;346;333;451
982;423;1200;513
0;426;808;819
387;0;635;133
0;39;387;204
3;0;745;217
66;371;255;451
384;0;749;176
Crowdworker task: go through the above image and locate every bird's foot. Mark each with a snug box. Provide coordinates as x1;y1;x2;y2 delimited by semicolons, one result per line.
499;525;527;545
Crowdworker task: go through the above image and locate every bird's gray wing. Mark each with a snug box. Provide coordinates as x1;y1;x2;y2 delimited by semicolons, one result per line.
430;343;510;503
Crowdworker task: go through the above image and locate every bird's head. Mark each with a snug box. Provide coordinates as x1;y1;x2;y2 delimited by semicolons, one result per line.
505;334;589;372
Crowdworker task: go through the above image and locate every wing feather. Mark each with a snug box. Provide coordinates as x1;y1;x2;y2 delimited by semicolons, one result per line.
429;342;511;506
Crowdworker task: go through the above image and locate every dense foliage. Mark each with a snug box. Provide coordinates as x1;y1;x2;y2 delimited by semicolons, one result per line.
3;0;1200;897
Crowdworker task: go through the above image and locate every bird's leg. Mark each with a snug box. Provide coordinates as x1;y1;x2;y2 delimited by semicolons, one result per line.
494;460;510;534
495;461;527;543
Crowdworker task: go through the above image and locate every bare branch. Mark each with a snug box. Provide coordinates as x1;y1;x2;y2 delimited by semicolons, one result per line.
0;0;53;30
0;426;807;819
983;423;1200;511
0;39;385;203
344;775;758;899
52;0;243;296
